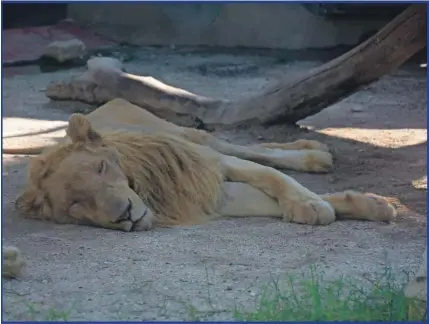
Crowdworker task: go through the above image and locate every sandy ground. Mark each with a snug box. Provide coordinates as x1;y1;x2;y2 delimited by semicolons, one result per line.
2;49;427;320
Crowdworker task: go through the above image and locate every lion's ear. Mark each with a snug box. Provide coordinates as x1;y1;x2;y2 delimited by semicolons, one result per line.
67;113;101;145
27;155;48;186
15;187;48;219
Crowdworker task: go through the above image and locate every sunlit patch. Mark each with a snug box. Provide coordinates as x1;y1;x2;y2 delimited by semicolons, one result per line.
3;117;67;137
3;117;67;149
381;195;426;225
412;176;427;190
312;128;426;149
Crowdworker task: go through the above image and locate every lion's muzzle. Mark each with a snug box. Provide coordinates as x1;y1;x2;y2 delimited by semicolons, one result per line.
113;199;133;223
112;199;149;223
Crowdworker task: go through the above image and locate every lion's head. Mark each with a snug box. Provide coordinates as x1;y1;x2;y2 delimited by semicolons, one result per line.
15;113;224;232
15;114;153;232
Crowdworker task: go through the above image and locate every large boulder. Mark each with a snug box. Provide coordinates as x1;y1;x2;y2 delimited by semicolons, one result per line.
43;39;87;63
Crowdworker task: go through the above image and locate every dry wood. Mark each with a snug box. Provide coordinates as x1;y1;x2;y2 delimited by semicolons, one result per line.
46;4;426;126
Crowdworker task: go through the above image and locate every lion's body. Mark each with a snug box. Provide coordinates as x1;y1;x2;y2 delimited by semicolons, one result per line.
3;98;397;278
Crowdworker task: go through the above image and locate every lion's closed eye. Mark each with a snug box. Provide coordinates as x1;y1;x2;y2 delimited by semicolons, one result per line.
68;200;81;212
68;201;84;218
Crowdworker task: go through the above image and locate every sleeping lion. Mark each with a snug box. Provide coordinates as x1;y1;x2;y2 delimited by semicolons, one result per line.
2;98;396;278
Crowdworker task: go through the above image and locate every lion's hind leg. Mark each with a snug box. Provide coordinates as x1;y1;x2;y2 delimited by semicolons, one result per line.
183;129;333;173
255;139;330;153
320;191;397;222
2;245;25;279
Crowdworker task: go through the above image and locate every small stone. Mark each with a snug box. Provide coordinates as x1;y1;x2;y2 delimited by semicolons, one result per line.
404;247;427;301
43;39;87;63
350;105;364;113
87;56;124;72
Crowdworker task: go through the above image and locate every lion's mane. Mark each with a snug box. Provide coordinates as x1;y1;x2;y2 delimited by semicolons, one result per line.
104;131;225;225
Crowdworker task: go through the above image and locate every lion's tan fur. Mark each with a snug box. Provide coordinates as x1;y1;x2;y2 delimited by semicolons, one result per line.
20;130;225;226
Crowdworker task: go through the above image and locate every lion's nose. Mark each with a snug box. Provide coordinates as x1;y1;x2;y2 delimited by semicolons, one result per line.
117;199;132;221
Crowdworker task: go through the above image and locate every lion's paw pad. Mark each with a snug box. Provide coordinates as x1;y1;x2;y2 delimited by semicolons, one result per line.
345;191;397;222
362;193;397;222
295;140;330;153
303;151;333;173
286;200;335;225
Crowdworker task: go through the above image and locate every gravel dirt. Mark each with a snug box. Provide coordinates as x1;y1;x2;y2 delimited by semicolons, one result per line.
2;49;427;321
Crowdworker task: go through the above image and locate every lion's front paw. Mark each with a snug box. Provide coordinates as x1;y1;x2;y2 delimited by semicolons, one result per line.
303;150;334;173
347;192;397;222
284;199;336;225
2;245;25;279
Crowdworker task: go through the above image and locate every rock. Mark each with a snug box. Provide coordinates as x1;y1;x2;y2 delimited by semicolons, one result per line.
87;56;124;73
43;39;86;63
404;247;427;302
350;104;364;113
45;57;126;105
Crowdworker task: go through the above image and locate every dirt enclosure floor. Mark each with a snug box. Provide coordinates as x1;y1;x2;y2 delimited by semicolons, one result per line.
2;48;427;320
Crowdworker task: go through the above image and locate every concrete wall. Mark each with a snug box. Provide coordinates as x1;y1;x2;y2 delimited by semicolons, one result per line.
68;3;389;50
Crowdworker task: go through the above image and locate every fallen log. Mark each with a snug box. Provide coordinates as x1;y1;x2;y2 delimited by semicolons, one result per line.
236;3;427;124
46;4;426;126
46;57;225;122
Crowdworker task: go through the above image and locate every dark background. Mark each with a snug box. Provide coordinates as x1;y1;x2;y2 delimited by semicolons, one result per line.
2;3;409;30
3;3;67;29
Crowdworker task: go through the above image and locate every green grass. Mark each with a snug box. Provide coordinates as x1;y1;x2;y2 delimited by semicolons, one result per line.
24;302;75;321
233;265;427;322
7;265;426;321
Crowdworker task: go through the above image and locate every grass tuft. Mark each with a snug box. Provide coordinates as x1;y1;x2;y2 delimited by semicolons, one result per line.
233;265;426;321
